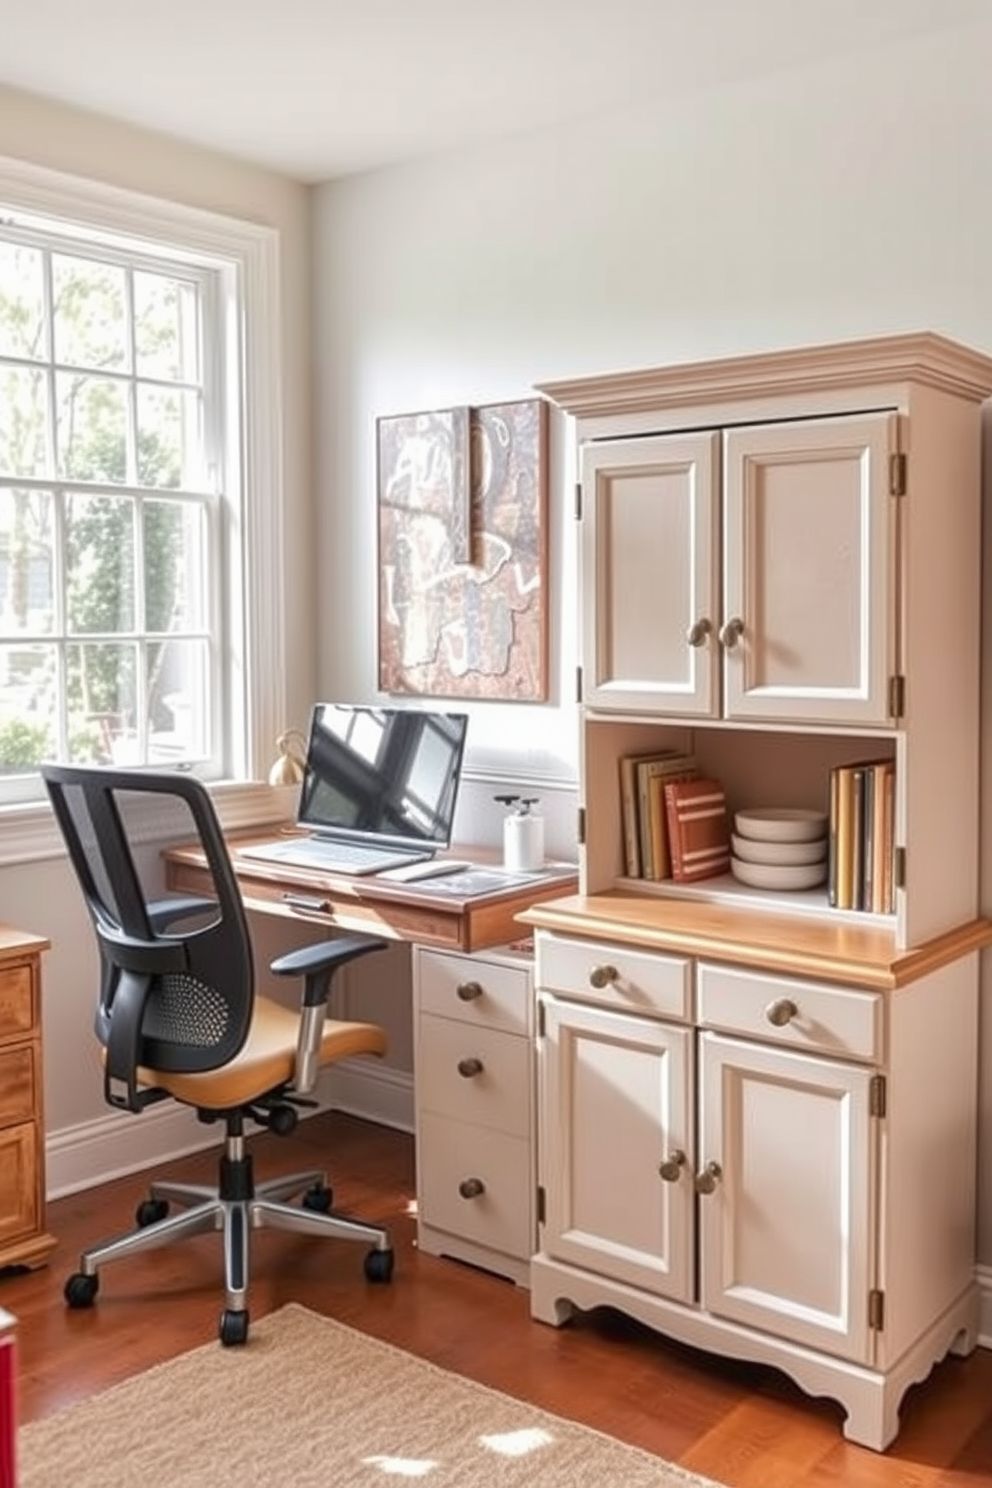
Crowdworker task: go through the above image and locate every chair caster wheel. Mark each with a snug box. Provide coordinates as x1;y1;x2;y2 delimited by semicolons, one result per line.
364;1247;394;1283
65;1272;99;1308
136;1198;169;1227
302;1183;333;1213
219;1309;249;1346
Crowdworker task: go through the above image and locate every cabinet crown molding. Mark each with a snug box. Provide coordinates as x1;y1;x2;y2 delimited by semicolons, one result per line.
537;331;992;420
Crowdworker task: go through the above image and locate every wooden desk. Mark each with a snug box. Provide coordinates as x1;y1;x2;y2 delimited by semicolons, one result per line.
164;833;577;953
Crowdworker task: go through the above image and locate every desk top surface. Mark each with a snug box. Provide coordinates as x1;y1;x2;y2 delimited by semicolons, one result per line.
163;833;578;955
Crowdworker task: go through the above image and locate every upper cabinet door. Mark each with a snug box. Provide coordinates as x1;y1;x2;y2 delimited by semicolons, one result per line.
581;433;720;715
723;414;899;726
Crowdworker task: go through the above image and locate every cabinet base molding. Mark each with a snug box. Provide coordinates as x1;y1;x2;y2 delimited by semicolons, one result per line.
530;1253;978;1452
417;1222;530;1288
0;1230;57;1273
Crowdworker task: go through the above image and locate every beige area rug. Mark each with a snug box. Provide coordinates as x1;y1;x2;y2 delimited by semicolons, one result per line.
18;1303;725;1488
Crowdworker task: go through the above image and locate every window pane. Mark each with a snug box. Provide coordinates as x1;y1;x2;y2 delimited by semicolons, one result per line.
147;637;210;761
136;384;203;489
56;373;128;483
66;492;135;633
52;255;127;372
0;643;55;771
134;271;199;382
66;640;137;761
0;242;46;360
0;366;48;477
0;489;54;634
144;498;207;630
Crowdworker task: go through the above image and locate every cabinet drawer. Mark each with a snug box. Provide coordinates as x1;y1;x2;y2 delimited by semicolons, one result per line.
0;1046;36;1129
0;966;34;1040
416;949;531;1036
697;963;884;1062
417;1014;530;1138
418;1112;531;1260
536;932;690;1021
0;1123;39;1246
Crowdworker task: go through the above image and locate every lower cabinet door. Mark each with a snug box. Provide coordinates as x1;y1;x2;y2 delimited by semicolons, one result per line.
697;1030;876;1362
0;1122;39;1249
538;994;694;1301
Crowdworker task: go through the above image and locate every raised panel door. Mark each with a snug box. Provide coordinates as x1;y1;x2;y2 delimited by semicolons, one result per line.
581;433;720;715
722;414;898;724
697;1030;876;1362
538;993;694;1300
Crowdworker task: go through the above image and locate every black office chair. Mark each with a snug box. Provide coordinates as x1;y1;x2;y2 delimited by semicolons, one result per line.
42;762;395;1346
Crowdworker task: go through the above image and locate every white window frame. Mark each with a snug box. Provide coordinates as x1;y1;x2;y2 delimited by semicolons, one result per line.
0;154;288;863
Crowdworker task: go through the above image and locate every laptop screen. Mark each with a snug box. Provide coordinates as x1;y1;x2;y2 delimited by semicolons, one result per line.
296;704;469;853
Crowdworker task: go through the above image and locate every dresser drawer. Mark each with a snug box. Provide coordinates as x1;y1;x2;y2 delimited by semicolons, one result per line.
417;1014;529;1138
417;1112;532;1260
0;965;34;1041
536;932;690;1022
416;948;531;1036
0;1046;36;1130
697;962;884;1062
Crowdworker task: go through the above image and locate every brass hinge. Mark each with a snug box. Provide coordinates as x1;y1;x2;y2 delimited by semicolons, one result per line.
870;1073;887;1118
576;665;583;704
537;999;546;1038
890;452;907;497
894;846;906;890
577;806;586;846
868;1288;885;1331
537;1185;546;1226
575;482;583;520
888;674;905;719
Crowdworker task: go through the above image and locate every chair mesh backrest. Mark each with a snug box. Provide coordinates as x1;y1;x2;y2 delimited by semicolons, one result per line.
42;764;255;1077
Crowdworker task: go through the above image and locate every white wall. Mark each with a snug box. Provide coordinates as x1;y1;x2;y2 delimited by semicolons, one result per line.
309;16;992;1268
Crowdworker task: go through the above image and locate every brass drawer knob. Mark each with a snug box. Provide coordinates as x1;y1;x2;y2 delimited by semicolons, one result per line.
686;618;712;647
765;997;798;1027
456;980;483;1002
718;616;745;649
658;1149;686;1183
589;964;618;990
457;1057;484;1078
694;1161;722;1195
458;1177;485;1200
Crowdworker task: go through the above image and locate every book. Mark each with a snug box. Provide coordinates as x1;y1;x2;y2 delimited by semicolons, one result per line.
663;777;731;883
645;756;698;880
618;754;644;877
833;765;856;910
635;753;694;879
873;759;896;914
827;765;840;907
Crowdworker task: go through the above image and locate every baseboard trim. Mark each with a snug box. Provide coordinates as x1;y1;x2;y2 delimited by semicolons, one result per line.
46;1061;414;1200
977;1263;992;1347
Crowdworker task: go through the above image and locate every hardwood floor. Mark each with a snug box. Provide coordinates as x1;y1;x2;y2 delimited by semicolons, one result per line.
4;1111;992;1486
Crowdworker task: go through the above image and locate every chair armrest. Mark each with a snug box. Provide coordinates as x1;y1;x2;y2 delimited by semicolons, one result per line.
270;934;387;1092
147;896;218;933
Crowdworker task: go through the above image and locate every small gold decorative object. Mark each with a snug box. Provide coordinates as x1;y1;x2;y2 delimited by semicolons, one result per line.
268;729;307;787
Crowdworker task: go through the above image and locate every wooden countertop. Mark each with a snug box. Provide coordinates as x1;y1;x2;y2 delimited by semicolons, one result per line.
517;891;992;991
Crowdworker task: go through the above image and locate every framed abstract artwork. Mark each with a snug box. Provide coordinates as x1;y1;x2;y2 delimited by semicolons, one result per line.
377;397;549;701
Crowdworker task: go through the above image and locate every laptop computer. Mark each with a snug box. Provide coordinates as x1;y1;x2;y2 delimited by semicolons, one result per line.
241;704;469;875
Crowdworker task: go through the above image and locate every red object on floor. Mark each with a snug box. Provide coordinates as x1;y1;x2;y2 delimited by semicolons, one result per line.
0;1308;15;1488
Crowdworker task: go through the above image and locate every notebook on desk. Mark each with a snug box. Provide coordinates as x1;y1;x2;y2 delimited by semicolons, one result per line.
241;703;469;876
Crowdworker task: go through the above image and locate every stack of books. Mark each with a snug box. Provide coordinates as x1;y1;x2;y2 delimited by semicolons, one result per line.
827;758;896;913
619;753;731;884
618;750;698;880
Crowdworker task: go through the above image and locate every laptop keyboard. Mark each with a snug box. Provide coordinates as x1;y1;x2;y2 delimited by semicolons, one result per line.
238;837;432;875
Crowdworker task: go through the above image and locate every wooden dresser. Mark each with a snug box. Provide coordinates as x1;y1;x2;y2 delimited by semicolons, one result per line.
0;928;55;1272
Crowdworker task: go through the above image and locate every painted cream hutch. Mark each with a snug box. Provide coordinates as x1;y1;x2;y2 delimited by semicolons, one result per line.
521;333;992;1450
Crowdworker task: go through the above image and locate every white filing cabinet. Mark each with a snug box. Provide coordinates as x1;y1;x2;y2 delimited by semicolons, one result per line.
412;942;535;1286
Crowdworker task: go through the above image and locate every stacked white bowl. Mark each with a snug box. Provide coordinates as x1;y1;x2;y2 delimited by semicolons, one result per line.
730;808;829;890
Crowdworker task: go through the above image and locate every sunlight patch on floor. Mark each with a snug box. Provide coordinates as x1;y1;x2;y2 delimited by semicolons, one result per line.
363;1455;436;1477
480;1426;556;1457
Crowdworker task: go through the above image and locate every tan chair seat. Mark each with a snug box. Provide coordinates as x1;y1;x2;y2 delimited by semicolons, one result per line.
137;995;388;1109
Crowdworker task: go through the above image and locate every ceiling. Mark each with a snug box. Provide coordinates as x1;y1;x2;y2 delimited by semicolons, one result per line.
0;0;986;184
